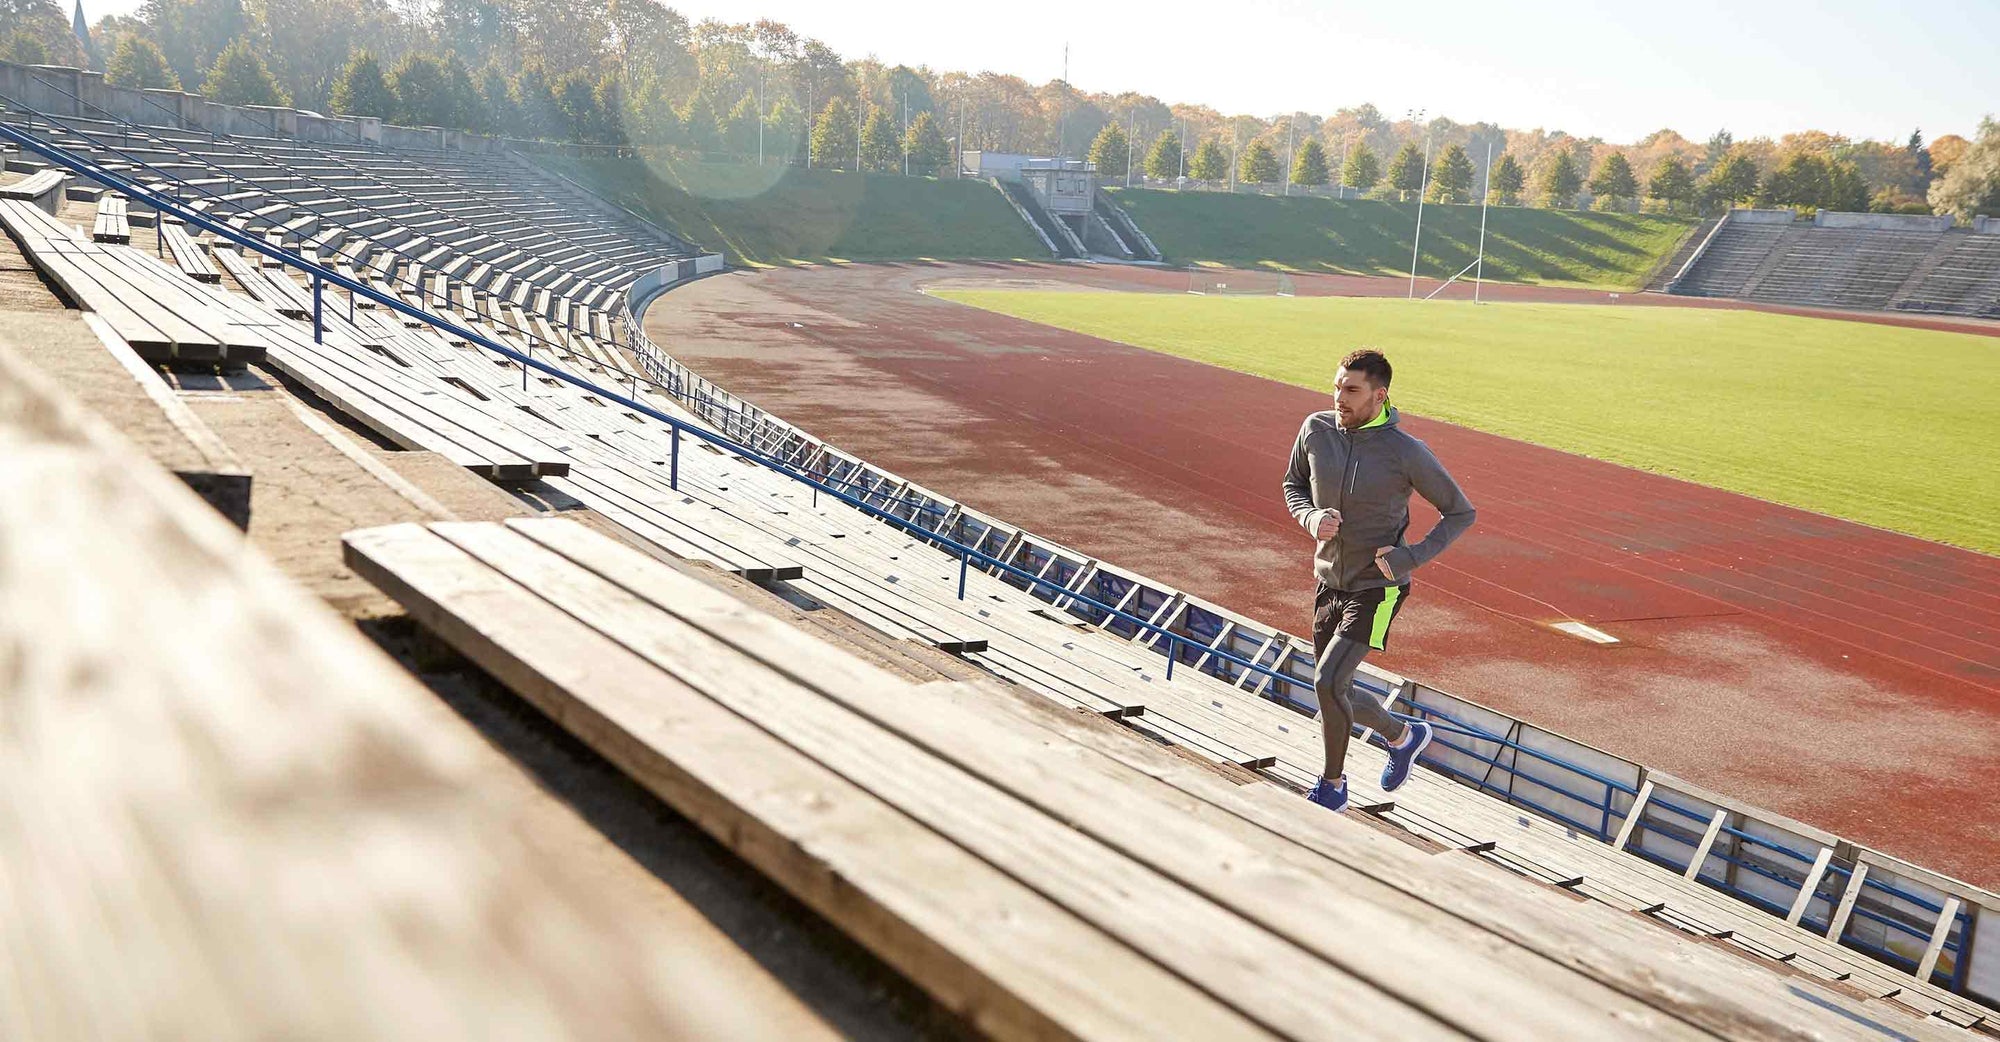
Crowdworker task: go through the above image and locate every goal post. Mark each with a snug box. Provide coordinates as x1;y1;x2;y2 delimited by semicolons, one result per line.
1186;266;1297;297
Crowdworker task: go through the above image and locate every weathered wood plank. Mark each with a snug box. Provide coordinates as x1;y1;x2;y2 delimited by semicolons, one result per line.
342;521;1278;1042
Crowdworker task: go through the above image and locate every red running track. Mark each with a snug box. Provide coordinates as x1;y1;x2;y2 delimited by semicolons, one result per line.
648;261;2000;887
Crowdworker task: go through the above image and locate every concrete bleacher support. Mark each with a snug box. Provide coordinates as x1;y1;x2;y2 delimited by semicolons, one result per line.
1976;216;2000;235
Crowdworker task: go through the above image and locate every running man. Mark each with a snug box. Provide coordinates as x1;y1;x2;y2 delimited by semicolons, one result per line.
1281;349;1476;813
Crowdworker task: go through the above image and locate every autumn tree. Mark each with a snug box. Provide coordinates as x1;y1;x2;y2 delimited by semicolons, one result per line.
1928;118;2000;222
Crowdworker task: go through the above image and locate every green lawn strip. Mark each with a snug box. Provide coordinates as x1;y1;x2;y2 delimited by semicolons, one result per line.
932;290;2000;554
1105;188;1697;291
531;154;1045;266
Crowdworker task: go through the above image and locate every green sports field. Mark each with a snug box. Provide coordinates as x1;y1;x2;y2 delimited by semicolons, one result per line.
930;290;2000;554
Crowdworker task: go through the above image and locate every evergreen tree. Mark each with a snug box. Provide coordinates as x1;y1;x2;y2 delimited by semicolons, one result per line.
765;97;803;164
552;71;600;142
1646;155;1695;214
590;71;624;144
105;34;180;91
477;64;520;137
1239;139;1280;183
903;110;949;175
1290;137;1329;186
809;96;856;170
1428;143;1474;203
512;63;559;139
200;37;288;107
1340;142;1380;190
1188;137;1228;181
1087;122;1129;179
724;92;759;156
859;105;898;171
1143;129;1182;181
680;92;721;152
330;50;393;119
1587;151;1638;208
1534;148;1582;208
1699;151;1761;210
1386;141;1426;197
1488;152;1524;204
387;53;453;127
447;55;485;133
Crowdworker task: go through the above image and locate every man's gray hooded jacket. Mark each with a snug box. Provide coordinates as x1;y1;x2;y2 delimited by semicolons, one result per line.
1281;404;1476;591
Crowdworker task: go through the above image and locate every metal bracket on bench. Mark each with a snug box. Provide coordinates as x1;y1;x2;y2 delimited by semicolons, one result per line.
1099;705;1144;720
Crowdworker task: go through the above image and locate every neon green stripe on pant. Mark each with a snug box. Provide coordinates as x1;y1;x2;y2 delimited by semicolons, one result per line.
1369;585;1402;650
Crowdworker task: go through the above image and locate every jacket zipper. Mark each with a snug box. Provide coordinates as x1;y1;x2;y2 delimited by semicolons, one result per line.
1333;428;1354;588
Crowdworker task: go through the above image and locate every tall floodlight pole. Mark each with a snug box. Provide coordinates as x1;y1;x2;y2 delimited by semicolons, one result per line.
902;91;909;176
1057;44;1069;158
757;72;765;167
856;102;862;172
1474;140;1493;303
1177;121;1186;190
957;101;965;178
1126;113;1135;187
805;80;814;169
1406;134;1433;299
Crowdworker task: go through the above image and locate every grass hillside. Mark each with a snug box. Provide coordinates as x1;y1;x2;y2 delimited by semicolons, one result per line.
534;154;1046;266
932;289;2000;553
1106;188;1697;290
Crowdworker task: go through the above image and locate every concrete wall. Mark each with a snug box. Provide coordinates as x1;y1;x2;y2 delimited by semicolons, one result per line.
1813;210;1953;233
1976;215;2000;235
1726;207;1798;225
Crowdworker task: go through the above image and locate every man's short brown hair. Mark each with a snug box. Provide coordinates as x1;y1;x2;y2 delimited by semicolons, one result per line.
1338;348;1392;388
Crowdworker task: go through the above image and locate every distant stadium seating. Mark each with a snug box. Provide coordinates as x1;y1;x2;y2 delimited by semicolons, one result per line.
1671;208;2000;317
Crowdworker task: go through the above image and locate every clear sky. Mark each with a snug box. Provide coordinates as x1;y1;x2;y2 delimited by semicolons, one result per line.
77;0;1997;144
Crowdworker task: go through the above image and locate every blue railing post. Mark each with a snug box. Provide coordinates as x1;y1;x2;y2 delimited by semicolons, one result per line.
670;426;680;490
958;551;969;600
1166;638;1176;680
312;274;322;344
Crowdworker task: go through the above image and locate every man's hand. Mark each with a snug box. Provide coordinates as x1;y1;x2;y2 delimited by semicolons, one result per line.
1374;546;1397;580
1313;510;1342;540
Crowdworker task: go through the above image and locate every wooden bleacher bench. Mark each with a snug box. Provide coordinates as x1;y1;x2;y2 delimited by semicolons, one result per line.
0;168;68;214
0;347;757;1039
160;220;221;283
90;193;130;244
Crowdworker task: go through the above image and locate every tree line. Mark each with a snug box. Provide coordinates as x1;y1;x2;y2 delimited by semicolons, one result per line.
2;0;1994;220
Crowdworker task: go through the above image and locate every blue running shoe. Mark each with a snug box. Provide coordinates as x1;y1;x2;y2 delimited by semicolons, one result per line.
1306;775;1349;813
1380;721;1433;792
